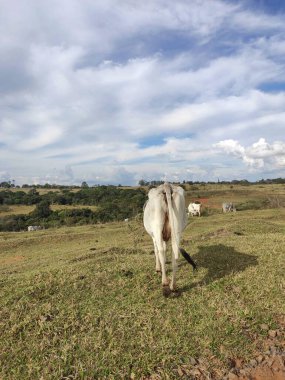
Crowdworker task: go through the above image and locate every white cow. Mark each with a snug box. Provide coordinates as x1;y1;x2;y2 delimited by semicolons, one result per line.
222;202;236;213
143;182;193;294
28;225;42;232
188;202;201;217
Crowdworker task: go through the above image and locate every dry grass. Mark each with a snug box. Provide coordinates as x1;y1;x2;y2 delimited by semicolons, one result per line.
0;204;285;379
0;204;98;217
0;205;35;216
51;205;98;212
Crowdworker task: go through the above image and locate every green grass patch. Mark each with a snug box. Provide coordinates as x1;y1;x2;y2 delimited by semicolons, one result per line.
0;208;285;379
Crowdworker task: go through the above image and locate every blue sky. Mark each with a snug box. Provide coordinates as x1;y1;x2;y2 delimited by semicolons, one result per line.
0;0;285;185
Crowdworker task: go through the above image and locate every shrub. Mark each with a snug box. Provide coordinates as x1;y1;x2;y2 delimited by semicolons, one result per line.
235;199;269;211
32;200;52;218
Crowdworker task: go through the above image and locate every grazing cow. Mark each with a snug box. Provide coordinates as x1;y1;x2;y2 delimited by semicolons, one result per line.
124;218;129;222
222;202;236;213
28;225;42;232
188;202;201;217
143;182;197;295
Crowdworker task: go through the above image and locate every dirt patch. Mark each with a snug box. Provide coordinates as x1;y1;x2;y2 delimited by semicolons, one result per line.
155;315;285;380
226;316;285;380
0;255;25;265
170;352;285;380
226;354;285;380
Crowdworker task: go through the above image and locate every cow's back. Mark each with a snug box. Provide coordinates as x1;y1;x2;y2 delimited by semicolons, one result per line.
144;184;187;237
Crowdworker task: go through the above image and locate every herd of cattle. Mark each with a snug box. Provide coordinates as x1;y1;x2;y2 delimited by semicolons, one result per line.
26;182;236;297
143;182;237;296
188;201;236;216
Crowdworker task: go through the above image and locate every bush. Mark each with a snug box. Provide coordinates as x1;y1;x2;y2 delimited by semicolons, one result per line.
235;199;269;211
32;200;52;218
201;207;220;217
0;215;28;231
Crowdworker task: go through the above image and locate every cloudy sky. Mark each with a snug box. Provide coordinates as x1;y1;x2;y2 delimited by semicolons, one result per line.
1;0;285;185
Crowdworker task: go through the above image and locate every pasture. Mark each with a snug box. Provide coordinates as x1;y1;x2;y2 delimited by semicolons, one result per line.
0;185;285;379
0;204;99;217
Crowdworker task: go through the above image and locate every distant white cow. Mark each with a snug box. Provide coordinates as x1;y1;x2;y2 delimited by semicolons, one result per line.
222;202;236;213
28;225;42;232
143;182;197;295
188;202;201;217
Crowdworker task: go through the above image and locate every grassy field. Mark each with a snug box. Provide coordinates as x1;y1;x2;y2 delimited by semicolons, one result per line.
0;205;35;216
184;183;285;210
0;204;98;217
0;189;285;379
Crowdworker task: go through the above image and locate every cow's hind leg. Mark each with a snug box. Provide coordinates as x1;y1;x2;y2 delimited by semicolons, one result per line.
152;237;161;273
170;235;180;292
155;236;169;293
158;247;168;286
162;241;171;297
170;255;178;291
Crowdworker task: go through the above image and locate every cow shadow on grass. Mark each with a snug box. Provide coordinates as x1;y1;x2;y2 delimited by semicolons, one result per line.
179;244;258;293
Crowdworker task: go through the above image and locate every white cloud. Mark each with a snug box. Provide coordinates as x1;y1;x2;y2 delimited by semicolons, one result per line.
43;165;75;185
158;90;285;141
231;8;285;32
214;138;285;170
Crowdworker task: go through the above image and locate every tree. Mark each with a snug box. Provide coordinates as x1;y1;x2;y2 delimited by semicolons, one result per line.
138;179;148;186
32;200;52;218
81;181;89;188
0;181;12;188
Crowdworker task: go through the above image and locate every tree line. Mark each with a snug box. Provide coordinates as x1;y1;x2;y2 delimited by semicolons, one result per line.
0;186;147;232
1;177;285;190
138;178;285;186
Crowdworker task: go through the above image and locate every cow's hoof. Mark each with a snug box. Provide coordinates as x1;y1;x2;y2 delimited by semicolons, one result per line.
162;285;171;297
171;288;181;297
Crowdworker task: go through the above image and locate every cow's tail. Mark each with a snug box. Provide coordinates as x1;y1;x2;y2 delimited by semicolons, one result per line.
179;248;197;270
164;183;180;260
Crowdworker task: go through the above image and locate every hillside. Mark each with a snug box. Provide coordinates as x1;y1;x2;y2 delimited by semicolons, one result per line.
1;203;285;379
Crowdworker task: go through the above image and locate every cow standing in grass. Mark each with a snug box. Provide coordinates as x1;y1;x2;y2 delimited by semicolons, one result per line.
222;202;236;213
143;182;196;295
28;225;42;231
188;202;201;217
